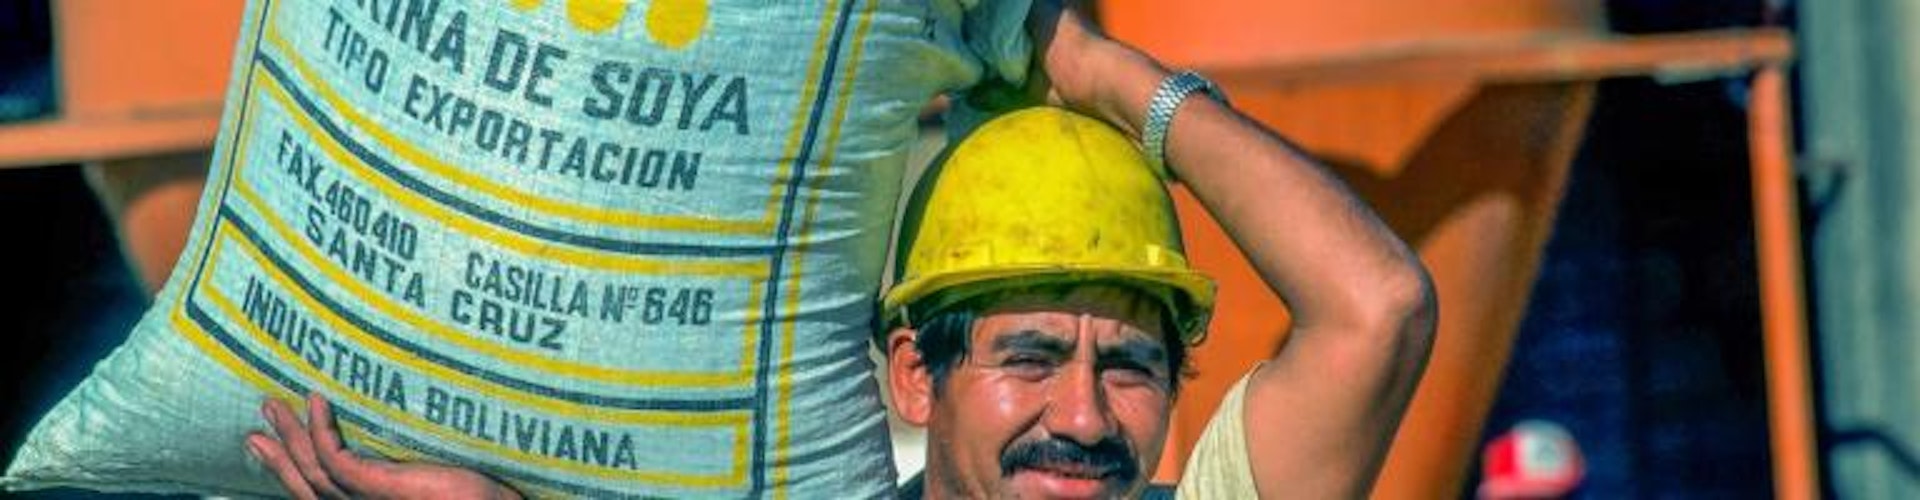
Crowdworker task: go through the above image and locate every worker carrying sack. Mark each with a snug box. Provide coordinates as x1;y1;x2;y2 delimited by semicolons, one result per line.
3;0;1030;497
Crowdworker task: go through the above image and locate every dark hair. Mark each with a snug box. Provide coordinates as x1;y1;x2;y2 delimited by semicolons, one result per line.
912;286;1190;397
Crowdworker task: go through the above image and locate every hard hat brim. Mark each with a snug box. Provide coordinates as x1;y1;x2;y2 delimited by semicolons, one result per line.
881;264;1216;345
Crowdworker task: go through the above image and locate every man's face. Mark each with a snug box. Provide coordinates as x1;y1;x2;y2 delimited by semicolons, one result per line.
896;284;1176;499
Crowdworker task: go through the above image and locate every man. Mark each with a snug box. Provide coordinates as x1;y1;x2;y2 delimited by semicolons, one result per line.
879;100;1433;498
872;4;1436;494
247;3;1436;497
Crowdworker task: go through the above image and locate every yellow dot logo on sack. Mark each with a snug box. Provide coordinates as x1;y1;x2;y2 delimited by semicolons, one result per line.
642;0;708;49
508;0;707;49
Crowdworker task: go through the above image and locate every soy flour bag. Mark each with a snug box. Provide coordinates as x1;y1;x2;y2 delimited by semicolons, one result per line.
5;0;1030;496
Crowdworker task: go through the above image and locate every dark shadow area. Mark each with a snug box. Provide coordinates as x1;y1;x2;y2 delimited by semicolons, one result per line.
0;165;162;499
1473;77;1775;498
0;1;53;123
1608;0;1767;33
1466;2;1781;497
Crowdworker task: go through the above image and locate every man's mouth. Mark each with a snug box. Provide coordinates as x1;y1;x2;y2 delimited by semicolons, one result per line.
1011;466;1121;499
1026;462;1117;480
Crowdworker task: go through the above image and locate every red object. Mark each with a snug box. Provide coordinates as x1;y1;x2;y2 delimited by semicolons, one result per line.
1479;420;1585;499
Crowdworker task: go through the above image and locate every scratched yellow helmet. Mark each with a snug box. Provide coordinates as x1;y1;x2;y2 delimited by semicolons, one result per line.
882;107;1215;344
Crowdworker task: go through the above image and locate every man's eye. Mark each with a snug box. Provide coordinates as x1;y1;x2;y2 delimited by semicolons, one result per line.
1102;363;1162;387
1004;355;1050;367
1000;356;1056;375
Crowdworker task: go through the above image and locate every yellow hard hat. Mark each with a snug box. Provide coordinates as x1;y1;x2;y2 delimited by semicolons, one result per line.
883;107;1216;344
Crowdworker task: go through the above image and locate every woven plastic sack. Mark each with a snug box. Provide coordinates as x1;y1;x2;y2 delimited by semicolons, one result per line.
4;0;1028;497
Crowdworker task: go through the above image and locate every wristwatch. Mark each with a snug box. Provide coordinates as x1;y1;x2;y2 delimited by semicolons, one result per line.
1142;70;1228;177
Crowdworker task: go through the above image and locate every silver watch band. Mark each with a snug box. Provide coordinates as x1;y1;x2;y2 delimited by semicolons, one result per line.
1142;70;1227;177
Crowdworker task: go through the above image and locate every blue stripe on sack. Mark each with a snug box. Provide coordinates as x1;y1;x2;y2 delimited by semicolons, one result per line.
749;0;867;495
253;56;777;258
182;301;681;498
218;208;754;412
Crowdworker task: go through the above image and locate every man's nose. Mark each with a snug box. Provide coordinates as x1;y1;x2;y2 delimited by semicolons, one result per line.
1042;359;1116;445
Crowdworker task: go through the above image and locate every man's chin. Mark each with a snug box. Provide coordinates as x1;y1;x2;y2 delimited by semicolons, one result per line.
1006;469;1131;499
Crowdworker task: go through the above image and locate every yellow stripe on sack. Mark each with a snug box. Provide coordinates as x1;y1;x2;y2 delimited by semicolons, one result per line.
230;178;761;388
176;302;628;499
249;69;763;278
342;427;576;500
770;1;883;495
175;307;577;498
196;262;753;487
209;227;744;428
330;421;580;499
739;281;764;391
172;304;295;401
260;23;776;236
175;306;451;489
173;300;414;465
176;294;750;489
763;0;844;238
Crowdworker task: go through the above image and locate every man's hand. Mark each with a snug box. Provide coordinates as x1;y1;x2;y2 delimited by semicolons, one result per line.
247;393;522;500
1023;0;1162;141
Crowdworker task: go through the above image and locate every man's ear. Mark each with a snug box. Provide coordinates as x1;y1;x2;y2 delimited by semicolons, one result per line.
886;327;933;426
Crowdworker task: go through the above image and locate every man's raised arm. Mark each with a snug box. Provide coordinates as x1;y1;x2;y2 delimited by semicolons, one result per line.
1031;3;1439;496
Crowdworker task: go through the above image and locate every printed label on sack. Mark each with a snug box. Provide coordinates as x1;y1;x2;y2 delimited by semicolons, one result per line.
162;0;888;495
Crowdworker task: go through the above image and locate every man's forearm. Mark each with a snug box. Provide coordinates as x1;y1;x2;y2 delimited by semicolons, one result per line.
1148;61;1436;497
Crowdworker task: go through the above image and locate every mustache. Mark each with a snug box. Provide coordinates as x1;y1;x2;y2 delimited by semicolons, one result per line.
1000;437;1139;482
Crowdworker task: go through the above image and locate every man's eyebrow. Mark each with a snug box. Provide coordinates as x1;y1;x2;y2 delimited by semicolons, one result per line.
989;330;1071;355
1098;339;1168;367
